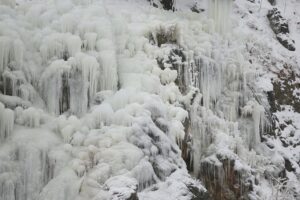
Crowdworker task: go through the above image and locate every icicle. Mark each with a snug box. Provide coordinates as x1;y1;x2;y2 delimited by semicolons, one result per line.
195;56;222;109
0;37;23;73
98;50;118;91
60;14;77;33
130;159;159;191
12;39;24;69
0;37;11;74
191;95;213;174
69;53;100;115
84;32;98;51
40;33;81;62
2;70;26;96
40;53;100;115
91;103;114;128
79;54;99;102
242;101;265;149
22;107;42;128
40;59;71;115
66;35;81;57
0;102;14;141
252;102;265;148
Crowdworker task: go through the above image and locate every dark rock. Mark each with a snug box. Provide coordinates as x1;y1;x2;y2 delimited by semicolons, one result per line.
187;185;212;200
271;66;300;112
60;72;70;114
284;158;295;172
267;91;276;113
148;0;175;11
171;49;188;94
62;50;69;61
155;47;188;93
181;116;193;172
190;4;205;14
276;34;296;51
160;0;174;11
152;2;158;8
267;8;289;35
267;143;275;149
268;0;276;6
267;8;296;51
127;192;139;200
3;75;13;96
198;156;253;200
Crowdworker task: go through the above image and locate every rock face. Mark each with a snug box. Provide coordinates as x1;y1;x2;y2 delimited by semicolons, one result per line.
269;65;300;113
267;8;295;51
199;155;253;200
148;0;175;10
266;65;300;190
276;34;296;52
160;0;174;10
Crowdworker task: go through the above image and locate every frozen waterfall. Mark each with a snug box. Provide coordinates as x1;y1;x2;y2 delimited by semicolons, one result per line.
209;0;233;34
0;0;285;200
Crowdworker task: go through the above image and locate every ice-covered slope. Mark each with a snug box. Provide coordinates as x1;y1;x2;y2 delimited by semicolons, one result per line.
0;0;300;200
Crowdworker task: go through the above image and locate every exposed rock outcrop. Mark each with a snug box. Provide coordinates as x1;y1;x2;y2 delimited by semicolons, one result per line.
160;0;174;11
269;65;300;113
267;8;295;51
199;155;253;200
148;0;175;11
268;0;276;6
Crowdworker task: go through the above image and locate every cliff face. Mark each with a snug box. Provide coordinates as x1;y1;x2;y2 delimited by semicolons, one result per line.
0;0;300;200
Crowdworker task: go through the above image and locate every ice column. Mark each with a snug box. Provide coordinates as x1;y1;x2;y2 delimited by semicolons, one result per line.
252;102;265;148
209;0;233;34
196;57;222;109
0;102;14;141
0;37;23;74
242;101;265;149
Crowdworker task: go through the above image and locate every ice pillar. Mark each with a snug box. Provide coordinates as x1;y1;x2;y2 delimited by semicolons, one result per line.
209;0;233;34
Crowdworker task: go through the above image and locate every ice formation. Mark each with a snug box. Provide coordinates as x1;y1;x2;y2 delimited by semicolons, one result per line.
0;102;14;141
209;0;233;34
0;0;299;199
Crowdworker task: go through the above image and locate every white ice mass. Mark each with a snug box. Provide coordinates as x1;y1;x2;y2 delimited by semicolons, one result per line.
0;0;300;199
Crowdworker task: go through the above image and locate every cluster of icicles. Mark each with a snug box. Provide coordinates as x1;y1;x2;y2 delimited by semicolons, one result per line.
0;0;271;199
